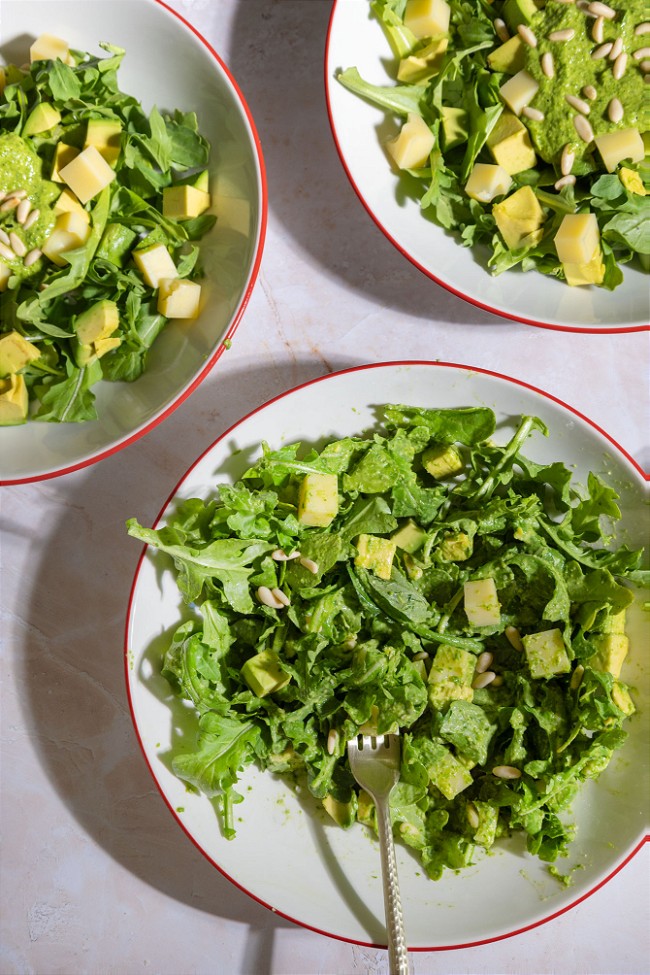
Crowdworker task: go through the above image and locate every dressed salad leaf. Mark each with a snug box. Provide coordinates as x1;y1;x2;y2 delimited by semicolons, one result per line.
127;405;647;880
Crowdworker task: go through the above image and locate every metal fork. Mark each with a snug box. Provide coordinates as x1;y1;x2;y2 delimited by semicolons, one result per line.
347;734;410;975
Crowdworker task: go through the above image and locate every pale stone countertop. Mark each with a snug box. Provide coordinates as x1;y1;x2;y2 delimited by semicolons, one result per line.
1;2;649;974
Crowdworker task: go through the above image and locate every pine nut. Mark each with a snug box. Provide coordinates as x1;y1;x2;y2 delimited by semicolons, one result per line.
472;670;496;690
0;197;19;212
494;18;509;42
5;188;27;200
257;586;283;609
561;144;576;175
549;28;575;41
565;93;591;114
635;23;650;36
466;803;480;830
518;24;537;47
592;15;605;42
522;106;545;121
592;41;613;58
612;51;627;78
327;729;339;755
9;232;26;257
475;651;494;674
588;2;616;19
633;46;650;59
16;199;31;224
573;113;595;142
24;248;42;267
582;84;598;99
271;548;300;560
0;227;9;245
641;60;650;72
570;664;585;690
23;208;40;230
299;557;319;574
412;650;429;661
608;36;623;59
271;587;291;607
577;0;595;13
608;97;624;122
555;174;576;189
0;241;15;261
493;765;522;779
541;52;555;77
505;625;524;651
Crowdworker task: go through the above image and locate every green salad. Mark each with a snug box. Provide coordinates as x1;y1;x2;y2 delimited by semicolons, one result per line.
127;405;647;880
337;0;649;288
0;35;214;424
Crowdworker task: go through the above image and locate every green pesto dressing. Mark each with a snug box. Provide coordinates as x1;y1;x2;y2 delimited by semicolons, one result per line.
522;0;646;170
0;132;59;282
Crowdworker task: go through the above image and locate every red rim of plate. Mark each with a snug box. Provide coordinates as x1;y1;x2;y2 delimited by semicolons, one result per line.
124;360;649;951
324;1;649;336
0;0;268;486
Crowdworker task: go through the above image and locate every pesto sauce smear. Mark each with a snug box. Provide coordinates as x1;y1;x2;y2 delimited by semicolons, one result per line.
523;0;646;170
0;132;58;282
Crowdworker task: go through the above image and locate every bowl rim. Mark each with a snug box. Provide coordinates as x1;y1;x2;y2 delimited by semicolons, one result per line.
124;359;649;950
0;0;268;486
324;0;650;336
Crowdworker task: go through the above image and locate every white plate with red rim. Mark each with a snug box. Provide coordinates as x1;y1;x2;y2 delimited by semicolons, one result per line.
0;0;267;484
125;361;649;950
325;0;649;334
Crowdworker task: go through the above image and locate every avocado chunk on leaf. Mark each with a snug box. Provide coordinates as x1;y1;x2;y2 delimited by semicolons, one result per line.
522;628;571;679
427;644;475;709
0;373;29;425
23;102;61;137
0;331;41;377
355;533;397;580
422;443;463;479
241;650;290;697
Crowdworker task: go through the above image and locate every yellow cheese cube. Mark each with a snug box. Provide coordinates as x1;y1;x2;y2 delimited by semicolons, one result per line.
157;278;202;319
465;163;512;202
162;185;211;220
404;0;451;38
594;128;645;174
51;143;80;182
386;112;435;170
463;578;501;627
563;252;605;287
499;70;539;116
554;213;600;265
58;145;116;204
54;187;90;223
84;119;122;168
29;33;72;64
214;195;251;235
133;243;178;289
492;185;544;250
397;37;448;82
486;111;536;174
42;212;91;266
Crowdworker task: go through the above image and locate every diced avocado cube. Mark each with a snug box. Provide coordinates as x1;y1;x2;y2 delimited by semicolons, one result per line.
601;609;627;635
84;118;122;167
493;185;544;250
23;102;61;137
439;700;496;765
75;299;119;346
469;800;499;848
502;0;540;31
611;682;635;716
0;374;29;425
51;142;80;182
357;789;376;829
355;533;396;580
438;531;472;562
240;650;290;697
391;519;426;554
487;113;537;176
441;105;469;150
192;170;210;192
522;628;571;679
487;35;526;75
96;223;138;267
426;742;473;800
590;633;629;679
297;472;338;527
422;443;463;479
162;184;211;220
427;644;475;709
322;794;356;829
397;36;448;83
0;331;41;377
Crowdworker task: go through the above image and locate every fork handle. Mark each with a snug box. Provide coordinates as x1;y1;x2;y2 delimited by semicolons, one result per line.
376;800;410;975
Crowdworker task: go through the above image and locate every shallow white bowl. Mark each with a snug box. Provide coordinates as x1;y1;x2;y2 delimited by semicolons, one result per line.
325;0;649;333
0;0;266;484
125;361;649;950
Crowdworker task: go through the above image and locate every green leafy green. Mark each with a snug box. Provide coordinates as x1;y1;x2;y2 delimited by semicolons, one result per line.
127;405;645;879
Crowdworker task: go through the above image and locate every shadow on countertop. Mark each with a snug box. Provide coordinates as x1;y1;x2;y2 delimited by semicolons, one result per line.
227;0;502;329
18;357;361;970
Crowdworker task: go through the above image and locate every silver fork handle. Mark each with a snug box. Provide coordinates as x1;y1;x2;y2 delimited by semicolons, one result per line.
376;800;410;975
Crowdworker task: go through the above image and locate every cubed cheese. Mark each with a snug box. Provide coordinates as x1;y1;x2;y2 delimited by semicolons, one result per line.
492;185;544;250
29;33;72;64
58;145;116;204
465;163;512;202
133;243;178;289
51;143;80;183
464;578;501;627
563;252;605;287
554;213;600;265
54;187;90;222
42;212;91;266
404;0;451;38
157;278;202;319
499;69;539;116
594;128;644;173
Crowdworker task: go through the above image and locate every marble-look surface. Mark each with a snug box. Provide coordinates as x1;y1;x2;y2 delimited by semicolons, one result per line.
1;2;649;973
